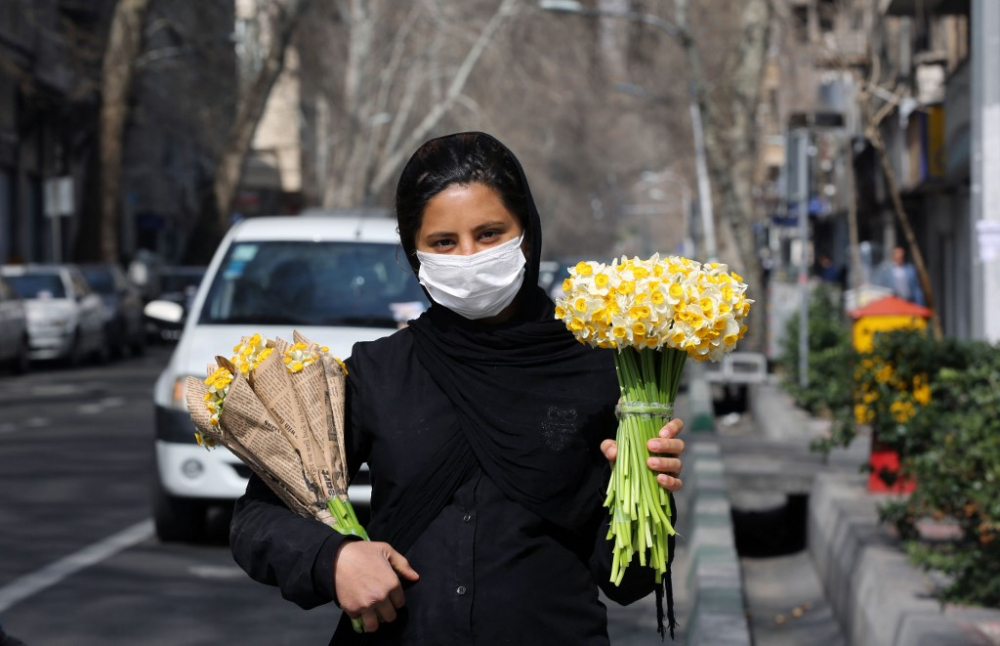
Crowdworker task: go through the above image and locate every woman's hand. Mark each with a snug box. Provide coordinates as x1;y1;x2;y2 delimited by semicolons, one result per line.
601;418;685;492
334;540;420;633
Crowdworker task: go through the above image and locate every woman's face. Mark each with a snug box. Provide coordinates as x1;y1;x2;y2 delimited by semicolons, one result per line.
415;182;523;256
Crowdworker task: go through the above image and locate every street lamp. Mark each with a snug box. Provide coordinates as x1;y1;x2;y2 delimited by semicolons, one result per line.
538;0;717;262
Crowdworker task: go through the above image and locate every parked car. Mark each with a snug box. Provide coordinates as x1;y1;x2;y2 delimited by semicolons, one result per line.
149;215;428;541
144;266;206;343
80;263;146;357
0;275;30;373
0;265;108;365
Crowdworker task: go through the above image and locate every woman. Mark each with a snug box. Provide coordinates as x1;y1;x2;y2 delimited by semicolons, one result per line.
230;132;686;645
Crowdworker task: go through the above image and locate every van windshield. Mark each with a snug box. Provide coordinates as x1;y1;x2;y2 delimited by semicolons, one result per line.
199;241;427;328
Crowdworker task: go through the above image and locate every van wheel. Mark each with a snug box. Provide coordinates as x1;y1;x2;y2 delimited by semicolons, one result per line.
152;476;206;543
14;335;30;374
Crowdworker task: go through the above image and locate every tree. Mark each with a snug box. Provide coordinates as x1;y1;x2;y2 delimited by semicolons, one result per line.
183;0;313;262
303;0;519;211
676;0;772;351
101;0;151;262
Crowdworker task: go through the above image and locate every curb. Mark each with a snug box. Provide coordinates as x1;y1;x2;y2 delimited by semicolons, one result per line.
809;472;1000;646
685;363;715;433
683;440;751;646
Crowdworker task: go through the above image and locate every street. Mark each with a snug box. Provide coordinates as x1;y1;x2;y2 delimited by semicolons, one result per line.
0;348;338;645
0;349;674;646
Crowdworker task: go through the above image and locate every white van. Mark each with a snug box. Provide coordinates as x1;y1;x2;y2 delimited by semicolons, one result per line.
151;215;426;541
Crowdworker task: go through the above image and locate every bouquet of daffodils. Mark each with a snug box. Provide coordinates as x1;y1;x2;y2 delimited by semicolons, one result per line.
555;255;751;609
186;332;367;631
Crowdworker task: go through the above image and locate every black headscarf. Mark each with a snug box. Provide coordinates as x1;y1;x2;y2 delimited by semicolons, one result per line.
387;132;616;535
357;133;675;641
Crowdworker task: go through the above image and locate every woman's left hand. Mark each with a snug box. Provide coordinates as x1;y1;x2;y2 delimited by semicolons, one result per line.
600;418;684;492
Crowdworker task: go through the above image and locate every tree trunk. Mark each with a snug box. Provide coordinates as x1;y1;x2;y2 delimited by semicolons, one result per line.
99;0;150;263
212;0;313;232
675;0;771;352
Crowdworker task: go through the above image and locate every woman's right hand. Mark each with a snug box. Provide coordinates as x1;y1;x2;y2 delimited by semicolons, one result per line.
334;540;420;633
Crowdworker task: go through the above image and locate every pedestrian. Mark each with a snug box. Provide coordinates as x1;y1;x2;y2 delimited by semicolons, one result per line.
229;132;687;645
873;245;925;306
816;253;846;289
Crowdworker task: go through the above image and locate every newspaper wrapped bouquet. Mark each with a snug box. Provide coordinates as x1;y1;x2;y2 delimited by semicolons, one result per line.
185;332;367;630
555;255;752;622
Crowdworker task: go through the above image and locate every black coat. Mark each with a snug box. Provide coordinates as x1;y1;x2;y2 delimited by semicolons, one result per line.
229;327;658;645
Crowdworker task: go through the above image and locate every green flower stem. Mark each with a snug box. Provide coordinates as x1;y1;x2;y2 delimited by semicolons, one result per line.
326;497;370;633
606;347;686;586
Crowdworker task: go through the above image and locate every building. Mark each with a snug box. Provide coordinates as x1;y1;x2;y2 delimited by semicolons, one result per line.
866;0;971;338
0;0;112;265
0;0;239;268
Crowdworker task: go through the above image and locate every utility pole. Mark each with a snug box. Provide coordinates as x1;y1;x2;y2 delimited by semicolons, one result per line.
789;129;810;388
971;0;1000;343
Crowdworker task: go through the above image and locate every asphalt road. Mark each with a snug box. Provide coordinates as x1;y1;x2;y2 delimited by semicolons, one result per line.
0;347;337;645
0;347;673;646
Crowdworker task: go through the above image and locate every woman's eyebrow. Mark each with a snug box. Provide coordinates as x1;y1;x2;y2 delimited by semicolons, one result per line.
471;220;509;232
423;220;508;238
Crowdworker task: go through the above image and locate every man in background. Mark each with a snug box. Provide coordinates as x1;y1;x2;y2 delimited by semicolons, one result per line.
874;245;926;306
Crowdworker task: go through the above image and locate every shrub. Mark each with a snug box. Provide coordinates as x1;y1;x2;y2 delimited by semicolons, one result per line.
778;284;856;419
838;329;975;459
878;345;1000;606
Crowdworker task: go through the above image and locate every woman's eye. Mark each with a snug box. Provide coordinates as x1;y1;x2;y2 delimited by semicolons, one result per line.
432;239;454;249
480;231;500;242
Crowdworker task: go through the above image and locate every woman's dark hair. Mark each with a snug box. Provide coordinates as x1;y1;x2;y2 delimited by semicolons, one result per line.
396;133;530;271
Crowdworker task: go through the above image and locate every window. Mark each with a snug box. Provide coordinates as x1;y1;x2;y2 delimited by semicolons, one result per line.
818;0;836;33
792;6;809;43
81;267;116;295
5;273;66;299
200;241;428;328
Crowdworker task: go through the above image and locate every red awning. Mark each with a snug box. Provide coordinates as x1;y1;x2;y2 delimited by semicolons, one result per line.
849;295;933;320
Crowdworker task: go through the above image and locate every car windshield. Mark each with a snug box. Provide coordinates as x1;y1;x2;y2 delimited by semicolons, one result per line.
160;269;205;294
199;241;428;328
81;267;115;294
5;273;66;299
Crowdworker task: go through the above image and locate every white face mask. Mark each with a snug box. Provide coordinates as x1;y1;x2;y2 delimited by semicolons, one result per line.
416;235;527;320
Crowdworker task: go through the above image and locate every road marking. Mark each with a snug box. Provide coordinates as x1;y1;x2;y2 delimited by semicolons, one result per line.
100;396;125;408
78;404;104;415
23;417;48;428
0;519;154;613
28;384;87;397
0;423;15;434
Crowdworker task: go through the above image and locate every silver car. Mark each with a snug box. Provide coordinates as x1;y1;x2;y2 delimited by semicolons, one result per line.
0;275;30;373
80;263;147;357
0;265;108;365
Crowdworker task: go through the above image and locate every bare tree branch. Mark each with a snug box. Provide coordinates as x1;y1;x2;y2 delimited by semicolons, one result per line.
367;0;519;197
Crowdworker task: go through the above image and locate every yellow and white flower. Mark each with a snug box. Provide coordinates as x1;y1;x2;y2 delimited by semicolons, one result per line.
555;254;753;361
